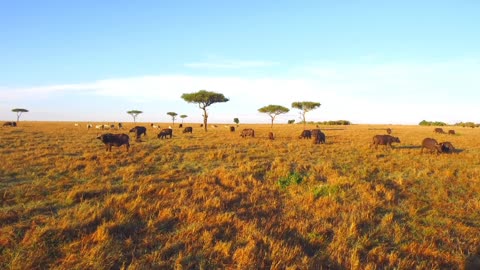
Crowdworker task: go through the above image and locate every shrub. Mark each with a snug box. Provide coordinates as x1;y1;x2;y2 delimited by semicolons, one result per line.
277;172;304;189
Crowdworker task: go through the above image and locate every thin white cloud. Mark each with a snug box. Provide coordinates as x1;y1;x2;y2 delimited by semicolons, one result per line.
1;59;479;124
184;60;279;69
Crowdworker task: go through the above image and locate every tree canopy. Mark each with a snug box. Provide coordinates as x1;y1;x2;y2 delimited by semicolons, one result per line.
167;112;178;125
181;90;229;131
127;110;143;123
12;108;29;122
258;105;290;128
291;101;321;129
180;114;188;124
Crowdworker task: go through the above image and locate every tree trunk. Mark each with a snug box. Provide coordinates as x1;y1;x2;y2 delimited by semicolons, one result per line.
302;112;306;130
203;108;208;131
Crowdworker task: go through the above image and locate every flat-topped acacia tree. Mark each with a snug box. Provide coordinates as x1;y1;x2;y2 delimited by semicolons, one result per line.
181;90;229;131
258;105;290;128
127;110;143;123
12;108;28;122
180;114;187;124
291;101;321;130
167;112;178;126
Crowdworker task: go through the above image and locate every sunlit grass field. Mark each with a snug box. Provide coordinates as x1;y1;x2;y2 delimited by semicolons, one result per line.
1;121;479;269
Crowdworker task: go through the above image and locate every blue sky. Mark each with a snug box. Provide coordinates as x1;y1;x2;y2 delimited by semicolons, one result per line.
1;1;479;124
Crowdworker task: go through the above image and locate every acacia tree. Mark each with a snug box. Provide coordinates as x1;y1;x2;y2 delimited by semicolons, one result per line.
167;112;178;126
180;114;187;124
127;110;143;123
12;108;28;122
258;105;290;128
233;118;239;126
181;90;229;131
292;101;321;130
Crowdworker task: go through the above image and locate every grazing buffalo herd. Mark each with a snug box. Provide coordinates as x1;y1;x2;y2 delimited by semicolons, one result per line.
93;124;460;154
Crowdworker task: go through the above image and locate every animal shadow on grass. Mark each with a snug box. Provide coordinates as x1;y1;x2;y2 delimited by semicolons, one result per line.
395;145;421;150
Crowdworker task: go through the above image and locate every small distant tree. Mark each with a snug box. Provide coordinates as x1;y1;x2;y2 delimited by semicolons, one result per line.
12;108;28;122
288;119;295;124
181;90;229;131
180;114;188;124
258;105;290;128
292;101;321;130
233;118;239;126
167;112;178;126
127;110;143;123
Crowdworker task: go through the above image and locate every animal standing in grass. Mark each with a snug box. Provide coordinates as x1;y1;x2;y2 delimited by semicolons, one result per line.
371;135;400;149
421;138;443;154
97;133;130;152
158;128;173;139
240;128;255;138
129;126;147;140
299;130;312;139
313;131;326;144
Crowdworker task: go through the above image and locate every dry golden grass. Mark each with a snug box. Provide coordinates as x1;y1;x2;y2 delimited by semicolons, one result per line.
1;121;480;269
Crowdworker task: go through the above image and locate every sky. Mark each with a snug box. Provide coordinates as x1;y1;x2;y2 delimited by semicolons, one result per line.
1;1;479;124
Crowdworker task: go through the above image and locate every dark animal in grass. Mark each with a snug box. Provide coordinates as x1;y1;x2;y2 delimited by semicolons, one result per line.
421;138;443;154
371;135;400;149
434;128;445;134
386;128;392;134
240;128;255;138
158;128;173;139
182;127;193;134
439;141;456;153
97;133;130;152
311;129;321;138
268;132;275;140
299;130;311;139
3;121;16;127
179;124;183;128
230;126;235;132
448;130;455;135
313;131;326;144
129;126;147;140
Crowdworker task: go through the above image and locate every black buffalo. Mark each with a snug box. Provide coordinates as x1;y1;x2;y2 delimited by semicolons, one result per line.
268;132;275;140
299;130;311;139
182;127;193;134
97;133;130;152
311;129;321;138
439;141;456;153
421;138;442;154
179;124;183;128
158;128;173;139
230;126;235;132
240;128;255;138
129;126;147;140
448;130;455;135
2;121;16;127
371;135;400;149
313;131;326;144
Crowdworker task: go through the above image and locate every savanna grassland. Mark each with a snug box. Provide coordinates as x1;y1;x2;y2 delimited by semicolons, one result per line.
1;122;480;269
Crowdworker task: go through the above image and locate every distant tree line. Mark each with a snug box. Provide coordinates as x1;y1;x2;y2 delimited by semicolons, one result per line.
454;122;480;128
419;120;448;126
419;120;479;128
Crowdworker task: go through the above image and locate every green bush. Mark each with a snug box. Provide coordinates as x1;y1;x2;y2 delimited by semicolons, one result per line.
277;172;304;189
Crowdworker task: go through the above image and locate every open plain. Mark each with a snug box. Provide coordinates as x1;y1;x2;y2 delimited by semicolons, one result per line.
1;122;480;269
